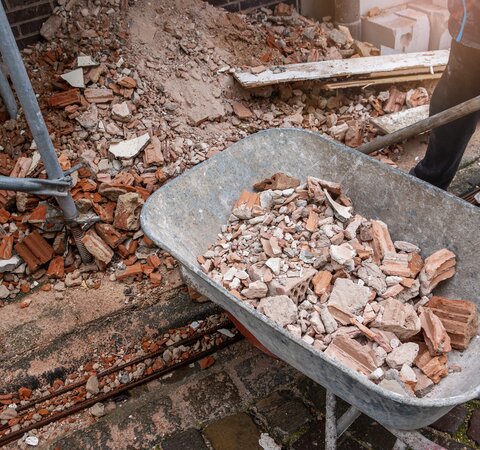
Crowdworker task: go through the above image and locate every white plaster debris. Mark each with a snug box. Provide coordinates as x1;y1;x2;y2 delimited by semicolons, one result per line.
109;133;150;159
199;174;467;397
61;68;85;88
77;55;98;67
259;433;281;450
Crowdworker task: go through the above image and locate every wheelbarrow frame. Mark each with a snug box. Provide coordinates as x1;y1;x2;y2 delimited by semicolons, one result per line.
141;128;480;449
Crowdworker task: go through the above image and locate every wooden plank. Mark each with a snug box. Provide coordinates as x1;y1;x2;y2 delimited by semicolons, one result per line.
234;50;449;88
370;105;429;134
320;72;442;91
363;65;446;79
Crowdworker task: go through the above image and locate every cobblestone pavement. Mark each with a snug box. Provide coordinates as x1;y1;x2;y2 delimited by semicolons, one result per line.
49;339;480;450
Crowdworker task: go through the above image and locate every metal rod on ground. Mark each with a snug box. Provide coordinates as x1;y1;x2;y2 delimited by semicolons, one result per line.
0;4;92;263
325;391;338;450
357;94;480;155
0;64;17;119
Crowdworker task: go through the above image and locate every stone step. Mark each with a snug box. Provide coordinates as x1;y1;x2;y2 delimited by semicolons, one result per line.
0;274;219;391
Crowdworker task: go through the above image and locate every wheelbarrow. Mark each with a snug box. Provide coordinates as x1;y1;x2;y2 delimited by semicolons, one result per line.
141;128;480;449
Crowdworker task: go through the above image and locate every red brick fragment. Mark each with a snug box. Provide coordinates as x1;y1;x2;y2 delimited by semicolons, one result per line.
0;208;10;224
95;223;127;249
149;272;162;285
81;229;114;264
199;356;216;370
147;254;161;269
18;387;32;400
0;235;14;260
48;89;81;108
47;256;65;279
14;231;54;272
116;263;143;280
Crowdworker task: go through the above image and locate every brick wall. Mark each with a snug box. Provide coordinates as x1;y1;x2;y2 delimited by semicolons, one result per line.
207;0;299;13
1;0;56;48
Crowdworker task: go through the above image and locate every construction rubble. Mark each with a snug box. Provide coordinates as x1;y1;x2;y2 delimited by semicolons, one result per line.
0;0;439;304
199;173;479;397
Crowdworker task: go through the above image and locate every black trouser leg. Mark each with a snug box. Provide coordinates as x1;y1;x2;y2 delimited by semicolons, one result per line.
410;41;480;190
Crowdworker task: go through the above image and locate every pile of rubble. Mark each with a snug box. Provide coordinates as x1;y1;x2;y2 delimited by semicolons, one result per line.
199;173;478;397
0;0;433;302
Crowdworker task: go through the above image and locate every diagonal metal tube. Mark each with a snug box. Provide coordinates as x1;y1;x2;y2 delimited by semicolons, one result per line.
0;63;17;119
0;4;78;221
0;5;92;263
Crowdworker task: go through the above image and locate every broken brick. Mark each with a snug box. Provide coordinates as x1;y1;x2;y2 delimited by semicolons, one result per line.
426;296;479;350
325;334;377;376
95;223;127;248
81;229;114;264
84;88;114;103
312;270;332;295
14;231;54;272
0;235;14;260
419;249;456;295
419;307;452;356
147;254;162;269
371;220;395;264
253;172;300;191
143;136;164;166
47;256;65;279
383;87;406;114
0;208;10;224
117;76;137;88
414;342;448;384
232;102;253;119
149;272;162;285
116;262;143;280
113;192;144;231
48;89;81;108
199;356;216;370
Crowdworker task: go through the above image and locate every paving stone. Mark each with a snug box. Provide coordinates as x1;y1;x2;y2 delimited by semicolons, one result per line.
343;414;396;450
432;405;468;434
295;378;350;417
161;428;208;450
291;419;325;450
255;391;312;443
467;409;480;446
234;350;297;398
422;428;477;450
203;413;261;450
296;378;327;411
179;371;242;424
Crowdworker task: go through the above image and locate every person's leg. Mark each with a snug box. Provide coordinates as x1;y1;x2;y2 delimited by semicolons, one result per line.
410;41;480;190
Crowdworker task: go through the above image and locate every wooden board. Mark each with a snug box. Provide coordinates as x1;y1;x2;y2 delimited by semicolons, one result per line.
321;73;442;91
370;105;430;134
234;50;449;88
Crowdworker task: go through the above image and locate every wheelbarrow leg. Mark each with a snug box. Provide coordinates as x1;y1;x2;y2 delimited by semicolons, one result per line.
325;391;337;450
325;391;362;450
323;391;447;450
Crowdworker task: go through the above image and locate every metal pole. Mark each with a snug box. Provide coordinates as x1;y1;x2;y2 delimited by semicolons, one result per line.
325;391;338;450
357;94;480;155
0;5;92;263
0;64;17;119
0;5;77;220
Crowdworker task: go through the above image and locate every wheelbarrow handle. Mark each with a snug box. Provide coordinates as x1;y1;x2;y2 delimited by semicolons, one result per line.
357;94;480;155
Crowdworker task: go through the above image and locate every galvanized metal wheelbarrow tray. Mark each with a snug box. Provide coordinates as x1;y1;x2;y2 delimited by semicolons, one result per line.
141;129;480;436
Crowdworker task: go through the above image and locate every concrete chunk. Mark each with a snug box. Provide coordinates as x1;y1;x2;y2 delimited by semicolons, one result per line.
327;278;370;315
